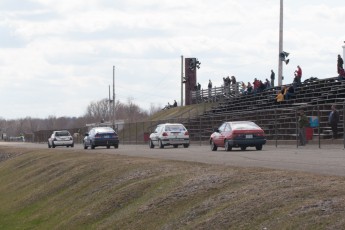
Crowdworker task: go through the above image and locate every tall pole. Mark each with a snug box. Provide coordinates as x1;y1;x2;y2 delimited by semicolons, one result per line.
278;0;283;86
181;55;184;106
113;66;115;129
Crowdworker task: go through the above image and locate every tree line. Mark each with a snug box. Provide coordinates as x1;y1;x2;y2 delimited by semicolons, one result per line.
0;98;162;138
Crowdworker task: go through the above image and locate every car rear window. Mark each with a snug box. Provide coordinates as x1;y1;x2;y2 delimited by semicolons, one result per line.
56;131;70;136
165;125;186;132
95;127;115;133
231;122;260;130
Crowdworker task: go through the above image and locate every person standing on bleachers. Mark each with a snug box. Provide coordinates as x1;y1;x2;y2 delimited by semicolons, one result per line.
294;65;302;86
328;105;339;140
208;79;212;100
337;54;344;73
298;110;309;146
270;70;275;87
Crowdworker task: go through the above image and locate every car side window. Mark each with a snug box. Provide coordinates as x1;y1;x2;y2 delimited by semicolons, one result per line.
154;126;160;133
218;123;226;132
224;124;231;132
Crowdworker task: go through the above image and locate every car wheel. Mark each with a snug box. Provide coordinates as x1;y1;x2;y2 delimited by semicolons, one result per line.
183;144;189;148
241;146;247;151
48;142;51;148
91;141;95;149
159;140;164;149
83;142;88;149
52;142;56;148
114;144;119;149
107;146;110;149
149;140;154;149
71;144;74;148
173;145;178;148
225;140;232;151
256;145;263;150
210;140;217;151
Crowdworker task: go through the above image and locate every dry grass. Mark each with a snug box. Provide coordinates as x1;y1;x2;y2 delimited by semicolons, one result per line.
1;146;345;230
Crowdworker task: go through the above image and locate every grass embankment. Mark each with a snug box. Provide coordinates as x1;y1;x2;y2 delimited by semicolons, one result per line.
1;147;345;229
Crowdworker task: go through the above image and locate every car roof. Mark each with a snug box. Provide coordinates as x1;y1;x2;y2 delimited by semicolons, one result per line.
158;123;185;126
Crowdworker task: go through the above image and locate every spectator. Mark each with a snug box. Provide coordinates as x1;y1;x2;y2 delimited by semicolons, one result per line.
275;87;285;103
294;65;302;86
231;76;237;94
240;82;246;94
231;76;236;85
173;100;177;107
338;68;345;81
298;110;309;146
247;82;253;94
259;80;266;92
253;78;260;94
163;102;171;110
328;104;339;140
270;70;275;87
265;78;271;89
338;54;344;71
284;85;295;100
208;79;212;100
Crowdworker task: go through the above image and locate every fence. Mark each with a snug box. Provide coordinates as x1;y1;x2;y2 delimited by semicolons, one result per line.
115;102;345;149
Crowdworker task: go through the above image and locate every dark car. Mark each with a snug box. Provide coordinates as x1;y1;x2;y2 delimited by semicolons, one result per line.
210;121;266;151
83;127;119;149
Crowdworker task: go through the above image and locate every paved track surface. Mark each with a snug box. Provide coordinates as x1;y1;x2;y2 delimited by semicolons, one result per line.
1;142;345;177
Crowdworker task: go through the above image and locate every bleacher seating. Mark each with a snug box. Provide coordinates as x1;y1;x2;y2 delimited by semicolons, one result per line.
185;77;345;142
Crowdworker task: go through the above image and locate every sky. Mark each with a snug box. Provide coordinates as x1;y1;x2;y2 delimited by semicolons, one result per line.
0;0;344;119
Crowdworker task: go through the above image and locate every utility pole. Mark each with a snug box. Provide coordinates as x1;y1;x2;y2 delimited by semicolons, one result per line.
113;66;115;130
278;0;283;86
181;55;184;106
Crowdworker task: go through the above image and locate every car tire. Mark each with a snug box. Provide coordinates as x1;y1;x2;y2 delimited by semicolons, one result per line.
210;140;217;151
91;142;95;149
241;146;247;151
83;142;88;149
225;140;232;151
173;145;178;148
107;146;110;149
149;140;154;149
71;144;74;148
48;143;51;148
114;144;119;149
183;144;189;148
159;140;164;149
52;142;56;148
256;145;263;150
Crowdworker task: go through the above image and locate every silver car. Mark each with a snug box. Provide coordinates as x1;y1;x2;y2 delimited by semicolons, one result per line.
48;130;74;148
149;123;189;148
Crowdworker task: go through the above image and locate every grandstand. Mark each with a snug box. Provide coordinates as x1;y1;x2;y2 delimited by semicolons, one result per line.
185;76;345;142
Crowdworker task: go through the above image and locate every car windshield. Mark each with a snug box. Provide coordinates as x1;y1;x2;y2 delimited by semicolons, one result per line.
165;125;186;132
230;122;261;130
56;131;70;136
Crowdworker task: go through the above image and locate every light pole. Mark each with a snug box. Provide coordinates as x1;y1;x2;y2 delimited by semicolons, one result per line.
278;0;284;86
112;66;115;130
181;55;184;106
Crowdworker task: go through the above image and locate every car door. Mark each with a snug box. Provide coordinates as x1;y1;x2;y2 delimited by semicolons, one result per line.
151;126;161;145
84;129;93;146
213;123;226;147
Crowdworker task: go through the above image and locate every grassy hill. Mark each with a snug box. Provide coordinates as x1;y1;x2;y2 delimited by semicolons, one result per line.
148;102;217;121
1;146;345;229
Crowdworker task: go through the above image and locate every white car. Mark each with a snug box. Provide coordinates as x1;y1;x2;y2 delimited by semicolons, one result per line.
149;123;190;148
48;130;74;148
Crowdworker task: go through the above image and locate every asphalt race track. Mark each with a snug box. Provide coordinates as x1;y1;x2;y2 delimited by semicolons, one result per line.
1;142;345;177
